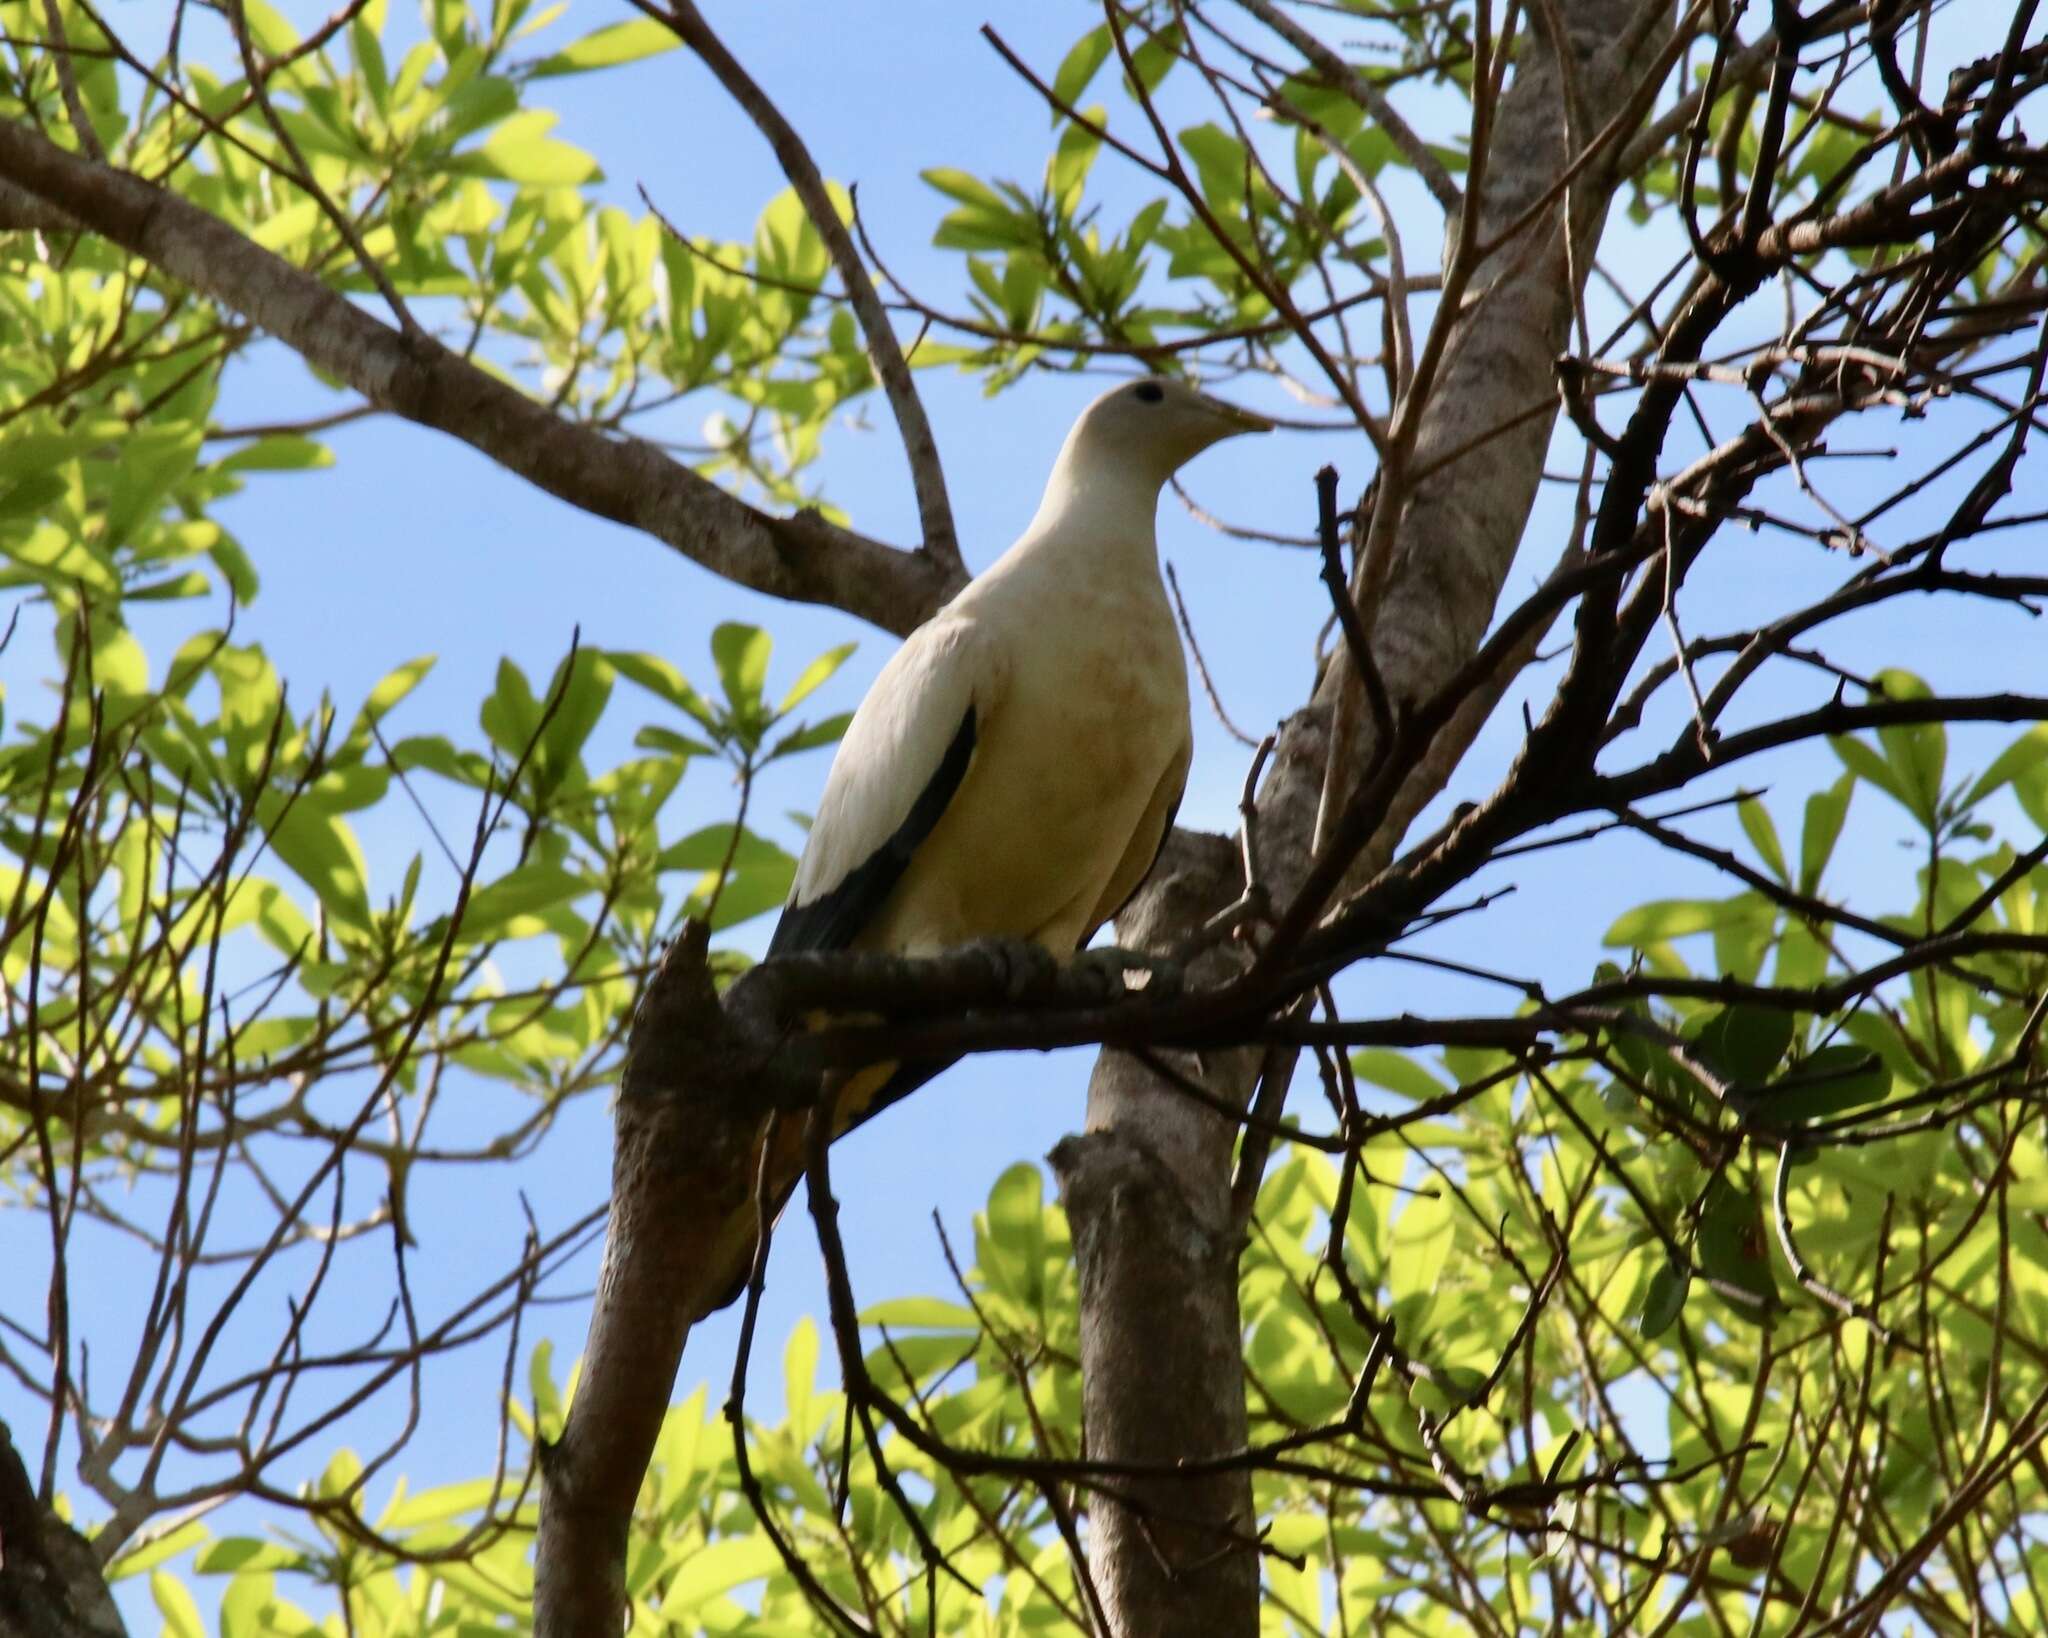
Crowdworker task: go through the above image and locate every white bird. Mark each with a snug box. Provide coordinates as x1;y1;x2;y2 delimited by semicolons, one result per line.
768;376;1272;1130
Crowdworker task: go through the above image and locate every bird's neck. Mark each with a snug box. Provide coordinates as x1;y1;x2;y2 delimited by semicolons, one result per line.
1018;445;1168;570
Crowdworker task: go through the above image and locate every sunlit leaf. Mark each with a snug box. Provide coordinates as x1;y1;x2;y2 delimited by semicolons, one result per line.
775;640;856;714
528;17;679;77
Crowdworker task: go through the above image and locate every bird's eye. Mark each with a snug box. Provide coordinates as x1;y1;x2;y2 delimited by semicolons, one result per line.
1132;381;1165;403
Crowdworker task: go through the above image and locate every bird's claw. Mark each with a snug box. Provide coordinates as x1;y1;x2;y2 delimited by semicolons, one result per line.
1067;946;1182;1002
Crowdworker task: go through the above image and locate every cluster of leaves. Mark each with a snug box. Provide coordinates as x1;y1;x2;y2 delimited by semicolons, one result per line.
1236;710;2048;1633
5;0;889;1435
908;11;1458;384
0;585;849;1137
1;0;875;505
97;710;2047;1634
0;282;866;1554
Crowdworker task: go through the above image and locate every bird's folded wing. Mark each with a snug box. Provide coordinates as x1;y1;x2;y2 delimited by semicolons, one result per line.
1093;738;1190;934
768;619;994;957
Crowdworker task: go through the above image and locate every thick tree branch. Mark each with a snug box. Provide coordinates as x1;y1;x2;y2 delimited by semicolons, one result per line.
0;1421;126;1638
532;926;775;1635
0;116;962;637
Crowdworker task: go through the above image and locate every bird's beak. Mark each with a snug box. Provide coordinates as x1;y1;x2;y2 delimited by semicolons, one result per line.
1198;393;1275;435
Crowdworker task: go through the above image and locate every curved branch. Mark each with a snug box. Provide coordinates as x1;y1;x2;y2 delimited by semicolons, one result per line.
0;116;962;638
648;0;961;579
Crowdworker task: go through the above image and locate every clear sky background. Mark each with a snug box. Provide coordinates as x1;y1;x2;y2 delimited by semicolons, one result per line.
3;0;2038;1623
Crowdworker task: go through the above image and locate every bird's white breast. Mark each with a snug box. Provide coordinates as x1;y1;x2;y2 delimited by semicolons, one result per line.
858;542;1189;956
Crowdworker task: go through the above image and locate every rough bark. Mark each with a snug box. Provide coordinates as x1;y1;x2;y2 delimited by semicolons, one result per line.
1054;3;1666;1630
531;924;754;1636
0;1423;126;1638
531;934;1188;1630
0;118;964;638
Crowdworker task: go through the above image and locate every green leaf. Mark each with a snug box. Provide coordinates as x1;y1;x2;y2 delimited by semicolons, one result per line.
924;169;1039;253
1690;1005;1795;1087
659;824;791;873
767;712;852;758
609;649;719;732
211;643;284;757
210;533;261;603
1738;798;1788;884
1604;896;1766;946
859;1297;977;1330
86;618;150;698
437;75;520;146
1638;1257;1690;1339
784;1316;819;1439
1050;110;1103;214
660;1536;784;1613
1126;22;1181;94
313;763;388;813
460;111;600;184
2020;757;2048;832
218;1569;282;1638
1180;123;1249;211
775;640;856;714
982;1162;1047;1309
127;571;212;602
217;435;333;472
697;857;795;930
461;862;587;938
480;658;542;759
710;621;772;719
195;1539;304;1574
108;1519;211;1578
634;723;717;759
1872;668;1944;826
529;1338;561;1439
351;12;388;107
391;733;493;788
152;1571;206;1638
0;470;69;519
358;655;436;728
1051;25;1113;115
1765;1044;1889;1125
1349;1049;1448;1102
536;648;613;790
1799;773;1854;895
528;16;679;76
1830;731;1909;809
1961;723;2048;811
1695;1177;1778;1321
259;797;371;934
1386;1189;1454;1328
922;167;1009;212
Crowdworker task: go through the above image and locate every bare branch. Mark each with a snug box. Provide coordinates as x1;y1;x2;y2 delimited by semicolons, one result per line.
645;0;961;578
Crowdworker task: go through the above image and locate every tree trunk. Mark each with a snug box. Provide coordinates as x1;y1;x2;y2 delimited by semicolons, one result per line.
1056;3;1665;1628
0;1422;127;1638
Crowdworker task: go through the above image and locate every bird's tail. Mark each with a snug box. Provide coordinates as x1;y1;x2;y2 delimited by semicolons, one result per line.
696;1055;960;1318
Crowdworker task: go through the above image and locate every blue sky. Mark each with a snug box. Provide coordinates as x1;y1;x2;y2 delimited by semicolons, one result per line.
3;0;2040;1622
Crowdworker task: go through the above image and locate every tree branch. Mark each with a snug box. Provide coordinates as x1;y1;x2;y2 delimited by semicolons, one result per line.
0;116;962;638
646;0;962;579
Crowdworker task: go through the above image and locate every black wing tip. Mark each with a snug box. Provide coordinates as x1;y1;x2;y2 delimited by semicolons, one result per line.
765;896;828;959
765;707;978;958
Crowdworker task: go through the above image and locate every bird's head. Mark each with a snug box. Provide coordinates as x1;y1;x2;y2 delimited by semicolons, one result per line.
1060;375;1274;489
